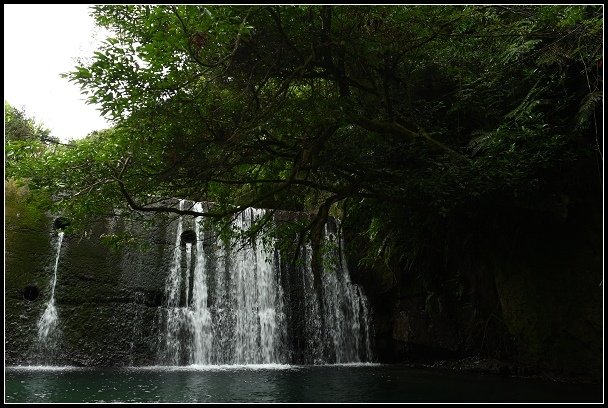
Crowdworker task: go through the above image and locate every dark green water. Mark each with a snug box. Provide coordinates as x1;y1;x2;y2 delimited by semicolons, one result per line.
5;364;602;403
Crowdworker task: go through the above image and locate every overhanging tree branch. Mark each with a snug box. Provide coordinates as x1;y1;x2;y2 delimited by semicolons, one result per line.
354;118;470;162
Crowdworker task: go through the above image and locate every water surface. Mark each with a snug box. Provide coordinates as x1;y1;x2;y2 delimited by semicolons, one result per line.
5;364;602;403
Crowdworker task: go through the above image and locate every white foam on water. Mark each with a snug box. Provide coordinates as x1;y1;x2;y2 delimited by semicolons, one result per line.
130;363;297;371
7;365;83;371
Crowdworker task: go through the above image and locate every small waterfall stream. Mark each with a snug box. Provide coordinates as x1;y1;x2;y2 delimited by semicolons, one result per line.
190;202;214;364
162;201;186;364
36;230;64;357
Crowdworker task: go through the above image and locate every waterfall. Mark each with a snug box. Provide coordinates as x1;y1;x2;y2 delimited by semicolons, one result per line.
162;200;186;364
230;208;286;364
299;225;373;364
157;202;372;365
36;230;64;357
320;225;373;363
302;244;324;363
211;240;232;362
190;202;213;364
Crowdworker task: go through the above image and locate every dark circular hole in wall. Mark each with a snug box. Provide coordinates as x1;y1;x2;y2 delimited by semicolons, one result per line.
53;217;71;231
23;285;40;301
181;230;196;244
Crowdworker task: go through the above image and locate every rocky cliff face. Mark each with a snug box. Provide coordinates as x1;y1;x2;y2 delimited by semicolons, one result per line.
346;200;603;381
5;183;174;366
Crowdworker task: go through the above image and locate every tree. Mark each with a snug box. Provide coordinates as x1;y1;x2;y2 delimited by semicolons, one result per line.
4;102;56;144
8;5;603;267
5;102;62;224
5;101;61;180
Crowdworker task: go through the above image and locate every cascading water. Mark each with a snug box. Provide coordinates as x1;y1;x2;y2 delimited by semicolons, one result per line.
156;201;372;365
320;224;373;363
301;244;324;363
190;202;213;364
36;230;64;357
229;208;287;364
161;201;186;364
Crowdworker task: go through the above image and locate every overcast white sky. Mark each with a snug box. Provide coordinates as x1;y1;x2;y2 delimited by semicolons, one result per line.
4;4;111;142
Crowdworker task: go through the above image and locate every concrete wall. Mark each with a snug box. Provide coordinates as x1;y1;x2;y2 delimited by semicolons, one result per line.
5;184;176;366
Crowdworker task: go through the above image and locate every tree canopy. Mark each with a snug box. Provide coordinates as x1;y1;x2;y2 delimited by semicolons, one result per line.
5;5;603;268
4;102;56;144
5;101;60;182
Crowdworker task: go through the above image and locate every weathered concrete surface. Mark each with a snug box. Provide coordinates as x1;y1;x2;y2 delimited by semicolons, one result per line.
5;183;177;366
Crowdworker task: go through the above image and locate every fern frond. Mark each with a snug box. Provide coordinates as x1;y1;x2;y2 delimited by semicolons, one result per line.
505;79;543;123
575;90;602;128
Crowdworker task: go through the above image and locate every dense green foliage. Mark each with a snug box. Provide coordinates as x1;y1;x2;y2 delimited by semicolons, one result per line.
5;102;59;172
6;5;603;264
5;102;60;215
4;102;55;144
